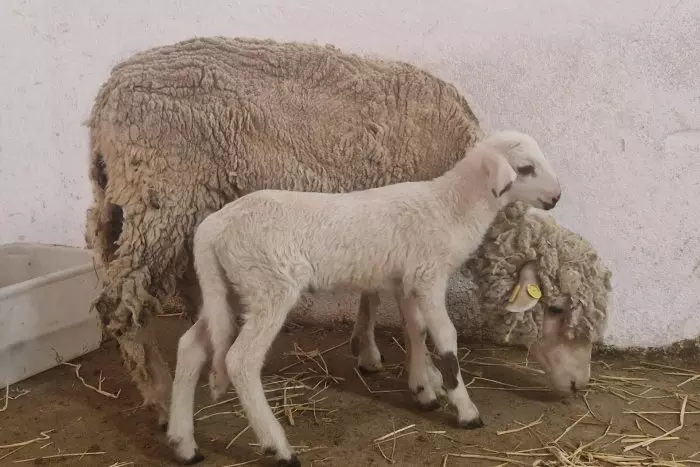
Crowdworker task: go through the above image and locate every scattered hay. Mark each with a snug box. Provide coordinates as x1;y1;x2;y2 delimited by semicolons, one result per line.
442;452;530;466
497;414;544;435
439;353;700;467
51;350;121;399
623;395;688;452
4;325;700;465
372;423;417;444
0;430;54;450
354;367;407;394
185;340;348;462
0;385;8;412
12;450;106;463
60;361;121;399
277;339;349;374
0;385;30;413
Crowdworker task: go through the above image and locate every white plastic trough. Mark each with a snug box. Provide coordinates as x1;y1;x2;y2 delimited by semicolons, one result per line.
0;243;104;387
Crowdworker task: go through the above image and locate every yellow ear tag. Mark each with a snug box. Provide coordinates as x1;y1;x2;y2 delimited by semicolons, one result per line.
508;284;521;303
526;284;542;299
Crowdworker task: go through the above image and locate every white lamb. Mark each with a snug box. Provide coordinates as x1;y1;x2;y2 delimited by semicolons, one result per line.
167;130;562;466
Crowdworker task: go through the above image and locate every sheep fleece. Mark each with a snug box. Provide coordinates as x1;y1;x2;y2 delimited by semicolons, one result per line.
84;36;483;387
461;201;613;345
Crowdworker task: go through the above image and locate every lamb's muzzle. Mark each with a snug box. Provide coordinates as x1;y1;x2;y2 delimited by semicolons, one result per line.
540;192;561;210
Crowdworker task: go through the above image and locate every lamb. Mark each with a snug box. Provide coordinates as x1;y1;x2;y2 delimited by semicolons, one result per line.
166;130;562;465
84;35;485;427
351;201;613;402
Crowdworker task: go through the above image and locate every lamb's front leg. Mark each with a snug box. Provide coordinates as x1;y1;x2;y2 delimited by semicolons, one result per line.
396;293;446;411
417;283;484;429
350;292;384;372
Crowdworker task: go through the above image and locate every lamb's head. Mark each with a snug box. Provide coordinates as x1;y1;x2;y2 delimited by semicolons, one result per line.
479;131;562;211
471;202;613;397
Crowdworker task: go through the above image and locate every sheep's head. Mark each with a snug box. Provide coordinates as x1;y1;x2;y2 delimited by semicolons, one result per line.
471;202;613;397
479;131;562;211
505;262;595;395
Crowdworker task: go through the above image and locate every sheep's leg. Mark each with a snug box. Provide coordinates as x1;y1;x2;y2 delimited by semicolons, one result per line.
111;312;173;431
396;293;445;410
417;285;483;429
166;318;209;465
92;200;199;427
350;292;384;372
226;288;301;467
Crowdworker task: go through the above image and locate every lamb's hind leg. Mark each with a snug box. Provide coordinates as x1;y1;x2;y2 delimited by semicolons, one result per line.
350;292;384;372
207;284;239;402
226;285;301;467
166;318;209;465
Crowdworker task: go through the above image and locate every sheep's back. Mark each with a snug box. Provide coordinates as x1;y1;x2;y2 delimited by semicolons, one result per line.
89;36;483;198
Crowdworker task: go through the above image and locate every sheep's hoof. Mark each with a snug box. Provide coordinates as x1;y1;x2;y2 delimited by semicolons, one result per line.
417;399;442;412
159;421;168;432
358;363;383;374
182;450;205;465
277;454;301;467
458;417;485;429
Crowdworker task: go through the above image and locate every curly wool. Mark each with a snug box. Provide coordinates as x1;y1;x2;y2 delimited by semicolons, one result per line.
461;202;613;346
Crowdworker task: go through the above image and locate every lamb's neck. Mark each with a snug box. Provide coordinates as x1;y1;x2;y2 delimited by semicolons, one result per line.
434;156;508;233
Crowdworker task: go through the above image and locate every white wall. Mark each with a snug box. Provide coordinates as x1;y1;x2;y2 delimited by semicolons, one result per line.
1;0;698;348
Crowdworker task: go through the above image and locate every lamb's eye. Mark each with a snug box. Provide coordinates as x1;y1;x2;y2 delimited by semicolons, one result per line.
548;306;564;314
517;165;535;176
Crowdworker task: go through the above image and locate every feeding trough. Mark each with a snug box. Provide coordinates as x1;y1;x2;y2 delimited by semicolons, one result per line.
0;243;103;387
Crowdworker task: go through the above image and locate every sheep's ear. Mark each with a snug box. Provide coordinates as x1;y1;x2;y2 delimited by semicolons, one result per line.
505;262;542;313
483;152;517;198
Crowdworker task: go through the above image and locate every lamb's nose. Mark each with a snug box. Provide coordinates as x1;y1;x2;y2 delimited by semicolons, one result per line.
542;194;560;210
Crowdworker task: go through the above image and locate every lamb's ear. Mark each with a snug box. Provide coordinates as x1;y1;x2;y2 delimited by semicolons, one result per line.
505;261;542;313
482;151;517;198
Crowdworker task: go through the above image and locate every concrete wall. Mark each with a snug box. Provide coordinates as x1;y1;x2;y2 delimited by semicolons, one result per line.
1;0;698;348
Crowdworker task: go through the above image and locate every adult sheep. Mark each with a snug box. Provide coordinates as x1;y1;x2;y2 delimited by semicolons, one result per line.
85;35;483;427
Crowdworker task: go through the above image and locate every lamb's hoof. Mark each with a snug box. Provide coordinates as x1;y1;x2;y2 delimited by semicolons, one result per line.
418;399;442;412
380;354;386;363
277;455;301;467
159;421;168;432
183;450;205;465
459;417;485;429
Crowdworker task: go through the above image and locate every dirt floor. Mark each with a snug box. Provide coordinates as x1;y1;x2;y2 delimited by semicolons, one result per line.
1;317;699;467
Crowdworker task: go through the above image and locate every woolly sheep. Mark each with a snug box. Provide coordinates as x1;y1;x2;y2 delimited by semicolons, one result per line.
166;130;562;465
84;35;484;427
352;201;613;399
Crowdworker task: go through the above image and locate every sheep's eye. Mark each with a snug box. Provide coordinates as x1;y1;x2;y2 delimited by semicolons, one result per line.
548;306;564;314
517;165;535;176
